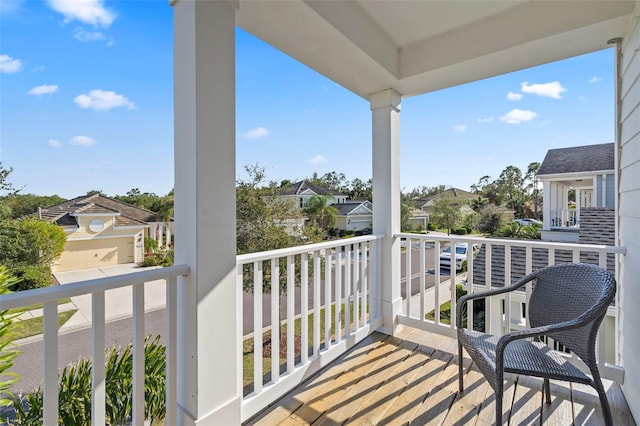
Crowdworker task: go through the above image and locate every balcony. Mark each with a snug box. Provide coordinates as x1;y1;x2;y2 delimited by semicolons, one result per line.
1;235;632;424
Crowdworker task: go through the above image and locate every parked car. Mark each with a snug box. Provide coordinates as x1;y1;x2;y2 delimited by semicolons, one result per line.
513;218;543;227
354;227;373;236
439;243;478;271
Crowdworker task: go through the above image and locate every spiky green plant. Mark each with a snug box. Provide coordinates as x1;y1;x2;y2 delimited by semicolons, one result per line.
0;266;22;407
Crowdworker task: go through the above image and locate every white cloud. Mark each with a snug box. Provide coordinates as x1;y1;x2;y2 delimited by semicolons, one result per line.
28;84;59;95
74;89;136;111
499;109;538;124
453;125;466;133
0;54;23;73
73;28;106;42
47;0;115;27
0;0;24;14
244;127;269;139
309;154;328;164
48;139;62;148
69;135;97;146
477;116;494;123
507;92;522;101
520;81;567;99
589;76;602;83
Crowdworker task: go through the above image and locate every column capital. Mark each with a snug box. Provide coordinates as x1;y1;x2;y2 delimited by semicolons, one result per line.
370;88;401;111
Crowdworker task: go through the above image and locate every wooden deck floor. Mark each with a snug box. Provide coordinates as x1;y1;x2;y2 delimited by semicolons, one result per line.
246;325;635;426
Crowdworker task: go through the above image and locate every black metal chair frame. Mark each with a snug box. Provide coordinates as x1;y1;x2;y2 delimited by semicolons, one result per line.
456;263;616;425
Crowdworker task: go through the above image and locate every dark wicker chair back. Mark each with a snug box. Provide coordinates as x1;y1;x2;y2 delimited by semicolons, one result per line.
528;263;616;363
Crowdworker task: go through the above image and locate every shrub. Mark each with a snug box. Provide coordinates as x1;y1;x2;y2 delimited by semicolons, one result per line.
0;218;65;267
8;264;51;291
0;266;22;407
8;336;166;425
451;227;467;235
427;222;437;231
144;237;158;255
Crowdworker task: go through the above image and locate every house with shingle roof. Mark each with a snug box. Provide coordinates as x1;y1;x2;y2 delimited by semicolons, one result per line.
537;142;614;242
279;180;348;209
333;200;373;232
38;194;165;272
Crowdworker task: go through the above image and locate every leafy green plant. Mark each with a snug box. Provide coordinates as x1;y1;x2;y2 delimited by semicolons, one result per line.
7;264;50;291
0;266;22;407
8;335;167;425
143;237;158;256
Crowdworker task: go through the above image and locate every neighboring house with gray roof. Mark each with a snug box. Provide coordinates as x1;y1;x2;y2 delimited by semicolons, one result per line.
537;142;615;242
414;188;477;215
279;180;348;209
38;194;167;272
333;201;373;232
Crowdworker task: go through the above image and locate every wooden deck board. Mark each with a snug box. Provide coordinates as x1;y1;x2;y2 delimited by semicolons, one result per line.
246;329;635;426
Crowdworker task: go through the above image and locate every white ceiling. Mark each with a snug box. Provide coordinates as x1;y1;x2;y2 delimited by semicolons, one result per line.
236;0;636;99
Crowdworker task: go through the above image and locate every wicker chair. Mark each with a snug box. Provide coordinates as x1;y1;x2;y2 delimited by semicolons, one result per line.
456;263;616;425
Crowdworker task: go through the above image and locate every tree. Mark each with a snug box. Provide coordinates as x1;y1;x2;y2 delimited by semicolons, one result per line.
303;195;338;229
400;202;413;232
0;162;17;194
431;197;462;235
0;218;66;267
2;193;66;219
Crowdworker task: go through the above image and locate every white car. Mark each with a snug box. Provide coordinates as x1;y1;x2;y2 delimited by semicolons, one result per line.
513;218;543;227
439;243;478;271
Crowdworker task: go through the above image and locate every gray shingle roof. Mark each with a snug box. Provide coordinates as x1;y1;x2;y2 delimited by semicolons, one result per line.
333;201;372;215
38;194;157;227
280;180;345;197
537;143;614;176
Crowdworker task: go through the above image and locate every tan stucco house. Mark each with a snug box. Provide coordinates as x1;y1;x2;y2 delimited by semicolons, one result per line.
39;194;162;272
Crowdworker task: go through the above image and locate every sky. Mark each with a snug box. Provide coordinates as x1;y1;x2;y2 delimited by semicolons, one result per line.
1;0;615;199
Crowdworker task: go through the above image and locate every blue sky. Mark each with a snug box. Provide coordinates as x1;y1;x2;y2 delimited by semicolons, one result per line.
1;0;615;199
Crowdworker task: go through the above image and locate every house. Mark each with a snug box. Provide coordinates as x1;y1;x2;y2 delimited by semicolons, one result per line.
38;194;167;272
414;187;477;215
537;143;615;242
279;180;348;209
4;2;640;425
333;200;373;232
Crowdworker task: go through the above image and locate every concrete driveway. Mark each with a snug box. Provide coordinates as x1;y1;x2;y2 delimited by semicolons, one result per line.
54;264;166;332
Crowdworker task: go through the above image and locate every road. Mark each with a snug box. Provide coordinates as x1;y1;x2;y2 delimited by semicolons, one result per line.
10;246;449;395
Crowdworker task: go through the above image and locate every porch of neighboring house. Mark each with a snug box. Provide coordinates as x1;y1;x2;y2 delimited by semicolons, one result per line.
247;327;634;426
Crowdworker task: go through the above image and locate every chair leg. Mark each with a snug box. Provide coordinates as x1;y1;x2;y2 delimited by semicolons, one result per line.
495;391;503;425
458;342;464;392
592;377;613;426
544;378;551;404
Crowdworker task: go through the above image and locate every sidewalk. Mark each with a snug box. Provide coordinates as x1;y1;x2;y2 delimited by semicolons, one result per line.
401;271;467;318
17;264;168;339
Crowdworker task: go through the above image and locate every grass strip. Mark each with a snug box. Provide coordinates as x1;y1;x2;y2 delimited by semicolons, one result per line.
1;309;77;344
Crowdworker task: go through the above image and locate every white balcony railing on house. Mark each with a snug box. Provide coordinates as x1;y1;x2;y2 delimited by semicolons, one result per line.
395;233;626;383
0;265;189;426
549;208;579;228
236;234;384;422
0;234;627;424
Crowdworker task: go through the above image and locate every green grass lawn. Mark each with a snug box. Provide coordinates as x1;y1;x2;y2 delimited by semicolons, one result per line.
1;309;77;344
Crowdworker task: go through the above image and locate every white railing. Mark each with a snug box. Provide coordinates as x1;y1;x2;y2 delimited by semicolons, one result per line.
0;264;189;426
395;233;626;383
549;208;579;228
237;234;384;422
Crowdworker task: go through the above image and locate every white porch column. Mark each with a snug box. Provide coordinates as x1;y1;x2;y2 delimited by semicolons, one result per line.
173;1;240;424
542;181;551;230
371;89;402;335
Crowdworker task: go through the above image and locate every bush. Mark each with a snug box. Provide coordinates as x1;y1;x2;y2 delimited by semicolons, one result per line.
0;266;22;406
427;222;437;231
144;237;158;255
8;264;50;291
451;227;467;235
9;336;166;425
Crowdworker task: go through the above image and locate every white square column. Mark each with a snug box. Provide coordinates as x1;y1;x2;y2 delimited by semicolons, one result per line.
371;89;402;335
173;0;240;424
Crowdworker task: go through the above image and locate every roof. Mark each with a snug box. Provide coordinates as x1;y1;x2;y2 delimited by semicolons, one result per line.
280;180;346;198
537;143;614;176
333;201;373;216
416;188;477;206
37;194;157;228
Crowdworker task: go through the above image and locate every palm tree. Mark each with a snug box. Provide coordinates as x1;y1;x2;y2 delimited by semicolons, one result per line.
303;195;338;229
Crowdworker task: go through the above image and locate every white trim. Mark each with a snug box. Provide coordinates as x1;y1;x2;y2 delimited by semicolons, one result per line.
114;224;149;230
66;233;140;242
71;212;121;217
537;169;614;181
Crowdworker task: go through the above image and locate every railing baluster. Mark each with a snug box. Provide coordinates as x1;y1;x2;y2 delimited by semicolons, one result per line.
324;248;332;350
354;243;360;331
504;244;511;335
313;250;321;357
301;253;309;364
132;283;145;425
287;255;295;373
361;242;367;326
405;238;412;317
345;244;352;337
43;301;58;426
254;261;263;393
485;243;492;333
434;241;441;325
165;276;177;426
450;242;457;330
270;258;280;384
92;291;106;425
335;250;342;343
525;246;533;328
419;240;425;322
